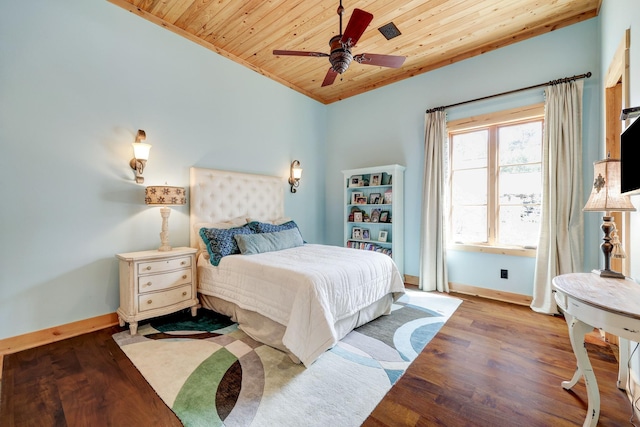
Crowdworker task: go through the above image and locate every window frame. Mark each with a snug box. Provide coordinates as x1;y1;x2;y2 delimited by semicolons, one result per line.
447;103;544;258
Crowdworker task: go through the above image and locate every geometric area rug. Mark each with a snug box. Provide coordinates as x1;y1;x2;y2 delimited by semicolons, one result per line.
112;290;461;427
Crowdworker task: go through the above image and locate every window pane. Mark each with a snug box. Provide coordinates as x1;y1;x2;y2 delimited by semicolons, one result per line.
499;165;541;204
452;169;487;205
498;205;541;246
452;131;488;170
452;206;487;243
498;122;542;165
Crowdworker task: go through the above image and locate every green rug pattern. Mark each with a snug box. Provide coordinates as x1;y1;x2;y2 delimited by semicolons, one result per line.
112;290;461;427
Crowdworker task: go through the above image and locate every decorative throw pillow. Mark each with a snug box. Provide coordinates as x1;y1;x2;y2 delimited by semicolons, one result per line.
247;220;299;234
234;228;304;255
193;215;248;259
200;224;254;266
194;217;248;253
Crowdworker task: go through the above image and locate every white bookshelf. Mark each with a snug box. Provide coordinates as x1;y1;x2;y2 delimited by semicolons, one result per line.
342;164;405;276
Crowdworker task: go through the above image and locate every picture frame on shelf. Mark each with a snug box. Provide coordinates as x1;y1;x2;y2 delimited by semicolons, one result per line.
369;193;381;204
351;191;363;204
383;189;393;204
370;173;382;186
352;227;362;240
355;196;368;205
353;211;363;223
370;208;381;223
378;231;388;242
349;176;363;187
379;211;389;223
362;229;370;240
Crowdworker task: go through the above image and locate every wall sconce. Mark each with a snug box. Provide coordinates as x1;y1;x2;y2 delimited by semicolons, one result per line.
289;160;303;193
130;129;152;184
583;157;636;278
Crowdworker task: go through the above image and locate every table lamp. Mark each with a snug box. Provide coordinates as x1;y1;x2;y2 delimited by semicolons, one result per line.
145;185;187;251
583;158;636;278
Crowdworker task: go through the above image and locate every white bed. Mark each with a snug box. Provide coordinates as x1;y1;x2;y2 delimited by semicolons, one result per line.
189;167;405;366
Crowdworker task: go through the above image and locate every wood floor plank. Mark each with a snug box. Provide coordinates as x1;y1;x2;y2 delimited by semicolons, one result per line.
364;295;633;427
0;294;634;426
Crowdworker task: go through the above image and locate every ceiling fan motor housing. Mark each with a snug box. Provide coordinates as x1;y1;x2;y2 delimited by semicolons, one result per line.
329;35;352;74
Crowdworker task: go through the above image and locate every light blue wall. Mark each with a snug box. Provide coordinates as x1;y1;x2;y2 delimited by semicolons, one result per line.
599;0;640;394
599;0;640;281
0;0;614;342
0;0;326;340
325;19;601;294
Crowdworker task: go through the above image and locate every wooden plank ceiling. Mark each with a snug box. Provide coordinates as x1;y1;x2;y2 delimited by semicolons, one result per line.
108;0;601;105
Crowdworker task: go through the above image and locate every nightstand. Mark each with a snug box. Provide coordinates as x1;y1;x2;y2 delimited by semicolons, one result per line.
116;247;199;335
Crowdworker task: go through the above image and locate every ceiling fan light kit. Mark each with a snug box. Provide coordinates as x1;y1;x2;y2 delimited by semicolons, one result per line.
273;1;406;87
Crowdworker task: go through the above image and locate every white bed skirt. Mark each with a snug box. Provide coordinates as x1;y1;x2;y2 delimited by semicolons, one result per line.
199;292;393;365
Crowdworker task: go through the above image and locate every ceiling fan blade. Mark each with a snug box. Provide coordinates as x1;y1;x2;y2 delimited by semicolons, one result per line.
340;8;373;47
273;50;329;57
354;53;406;68
321;68;339;87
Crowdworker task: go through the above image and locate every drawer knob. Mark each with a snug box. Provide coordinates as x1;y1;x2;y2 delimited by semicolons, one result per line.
182;275;188;279
144;282;152;287
182;291;187;296
146;266;152;271
147;300;153;304
181;261;186;265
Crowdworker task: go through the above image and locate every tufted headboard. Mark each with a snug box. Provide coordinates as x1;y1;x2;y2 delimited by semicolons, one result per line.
189;167;285;249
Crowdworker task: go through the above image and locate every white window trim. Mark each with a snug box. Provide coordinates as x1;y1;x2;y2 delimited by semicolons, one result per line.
447;103;544;257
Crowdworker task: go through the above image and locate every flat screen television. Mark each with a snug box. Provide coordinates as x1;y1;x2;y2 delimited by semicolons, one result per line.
621;115;640;195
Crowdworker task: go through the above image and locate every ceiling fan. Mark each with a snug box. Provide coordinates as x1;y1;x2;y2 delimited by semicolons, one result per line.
273;1;406;87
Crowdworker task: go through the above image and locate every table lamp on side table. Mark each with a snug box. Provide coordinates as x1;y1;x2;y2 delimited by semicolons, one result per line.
145;185;187;251
583;157;636;278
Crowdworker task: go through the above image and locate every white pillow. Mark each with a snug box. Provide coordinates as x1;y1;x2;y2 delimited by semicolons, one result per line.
246;217;292;225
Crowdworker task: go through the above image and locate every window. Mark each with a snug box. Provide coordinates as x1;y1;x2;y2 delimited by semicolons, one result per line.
448;104;543;255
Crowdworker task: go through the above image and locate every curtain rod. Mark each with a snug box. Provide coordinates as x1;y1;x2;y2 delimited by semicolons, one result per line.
425;71;592;114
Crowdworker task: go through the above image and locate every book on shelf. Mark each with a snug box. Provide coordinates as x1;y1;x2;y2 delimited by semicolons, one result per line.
346;240;392;257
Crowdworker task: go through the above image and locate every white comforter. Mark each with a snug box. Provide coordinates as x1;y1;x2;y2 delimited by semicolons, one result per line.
197;244;405;366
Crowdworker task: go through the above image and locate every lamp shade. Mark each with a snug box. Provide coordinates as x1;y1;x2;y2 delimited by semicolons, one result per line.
132;142;151;161
145;186;186;206
292;165;303;180
583;159;636;212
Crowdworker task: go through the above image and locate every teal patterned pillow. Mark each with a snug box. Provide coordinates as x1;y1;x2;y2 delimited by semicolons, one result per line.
199;224;255;266
234;228;304;255
247;220;299;234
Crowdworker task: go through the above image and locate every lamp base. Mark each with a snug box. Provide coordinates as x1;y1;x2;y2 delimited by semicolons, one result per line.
157;207;172;252
591;269;625;279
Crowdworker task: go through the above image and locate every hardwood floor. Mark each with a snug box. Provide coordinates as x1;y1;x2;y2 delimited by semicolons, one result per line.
365;294;634;427
0;294;634;426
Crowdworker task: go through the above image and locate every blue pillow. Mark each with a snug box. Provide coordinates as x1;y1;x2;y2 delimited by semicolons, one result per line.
199;224;255;266
247;220;299;234
234;228;304;255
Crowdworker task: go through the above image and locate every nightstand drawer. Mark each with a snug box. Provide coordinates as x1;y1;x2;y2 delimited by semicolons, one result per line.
138;269;192;293
138;256;192;275
138;284;193;312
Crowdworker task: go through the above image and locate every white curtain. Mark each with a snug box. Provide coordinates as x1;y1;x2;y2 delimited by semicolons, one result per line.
419;110;449;292
531;80;584;314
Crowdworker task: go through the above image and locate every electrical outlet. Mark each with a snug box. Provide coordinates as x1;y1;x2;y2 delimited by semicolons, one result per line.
500;269;508;279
